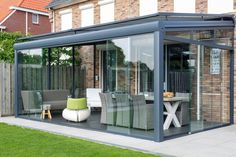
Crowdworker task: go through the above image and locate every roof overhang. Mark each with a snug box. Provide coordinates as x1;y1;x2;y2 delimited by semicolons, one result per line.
10;6;49;16
14;13;235;51
14;21;159;50
47;0;88;10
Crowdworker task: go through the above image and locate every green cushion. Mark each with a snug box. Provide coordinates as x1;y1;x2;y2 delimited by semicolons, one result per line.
67;98;87;110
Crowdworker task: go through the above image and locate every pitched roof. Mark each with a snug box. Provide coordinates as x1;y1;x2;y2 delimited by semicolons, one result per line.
0;0;51;23
19;0;51;13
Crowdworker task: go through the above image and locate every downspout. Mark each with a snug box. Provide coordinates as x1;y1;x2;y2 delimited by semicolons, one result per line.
25;12;28;35
53;10;55;32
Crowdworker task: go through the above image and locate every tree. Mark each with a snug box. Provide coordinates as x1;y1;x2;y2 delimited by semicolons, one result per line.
0;32;25;63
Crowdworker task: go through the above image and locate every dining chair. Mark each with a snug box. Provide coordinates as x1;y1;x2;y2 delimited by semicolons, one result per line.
99;93;117;125
115;93;133;128
132;95;154;130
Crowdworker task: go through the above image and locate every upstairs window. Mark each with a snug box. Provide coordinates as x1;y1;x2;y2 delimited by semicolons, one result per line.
32;14;39;24
174;0;195;13
80;4;94;27
60;9;72;31
99;0;114;23
139;0;157;16
208;0;233;13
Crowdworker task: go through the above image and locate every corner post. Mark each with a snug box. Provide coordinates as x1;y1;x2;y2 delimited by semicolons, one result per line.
230;49;234;124
14;50;19;117
154;28;164;142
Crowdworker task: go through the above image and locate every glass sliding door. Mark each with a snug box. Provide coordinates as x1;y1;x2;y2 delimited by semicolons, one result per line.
163;41;192;137
17;48;45;119
101;33;155;139
190;46;231;133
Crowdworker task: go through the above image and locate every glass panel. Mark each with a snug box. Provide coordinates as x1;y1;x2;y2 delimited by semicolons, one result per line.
18;48;45;119
163;39;231;138
50;47;73;92
163;41;192;137
166;31;191;39
215;29;233;47
190;46;230;132
193;30;214;41
102;34;155;139
74;45;96;98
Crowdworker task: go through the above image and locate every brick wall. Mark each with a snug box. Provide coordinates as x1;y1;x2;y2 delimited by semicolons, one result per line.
158;0;174;12
2;10;50;35
2;10;26;34
195;0;208;13
27;13;51;35
52;0;177;32
115;0;139;20
233;5;236;124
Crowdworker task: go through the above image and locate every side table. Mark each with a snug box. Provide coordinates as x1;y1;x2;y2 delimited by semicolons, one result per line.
41;104;52;120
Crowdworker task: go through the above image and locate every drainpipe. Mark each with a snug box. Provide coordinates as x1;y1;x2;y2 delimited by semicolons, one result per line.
52;10;55;32
25;12;28;35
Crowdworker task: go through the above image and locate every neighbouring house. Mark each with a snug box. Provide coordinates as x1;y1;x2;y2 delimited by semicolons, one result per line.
13;0;235;142
0;0;51;35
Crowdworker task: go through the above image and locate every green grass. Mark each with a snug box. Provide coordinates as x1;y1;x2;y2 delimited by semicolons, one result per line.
0;123;161;157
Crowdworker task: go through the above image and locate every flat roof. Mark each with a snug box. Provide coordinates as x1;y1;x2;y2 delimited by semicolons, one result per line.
15;12;234;50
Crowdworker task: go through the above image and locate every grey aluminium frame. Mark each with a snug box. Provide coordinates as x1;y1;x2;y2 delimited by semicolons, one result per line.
14;50;19;117
154;29;164;142
230;50;234;124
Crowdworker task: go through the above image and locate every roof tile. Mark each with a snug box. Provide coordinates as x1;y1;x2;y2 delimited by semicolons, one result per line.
0;0;51;23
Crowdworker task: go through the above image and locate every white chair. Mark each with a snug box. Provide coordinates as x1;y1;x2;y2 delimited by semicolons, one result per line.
86;88;102;108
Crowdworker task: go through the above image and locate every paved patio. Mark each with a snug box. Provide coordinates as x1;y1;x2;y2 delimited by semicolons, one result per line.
0;117;236;157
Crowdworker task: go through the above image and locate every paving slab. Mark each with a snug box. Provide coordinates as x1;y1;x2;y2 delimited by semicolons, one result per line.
1;117;236;157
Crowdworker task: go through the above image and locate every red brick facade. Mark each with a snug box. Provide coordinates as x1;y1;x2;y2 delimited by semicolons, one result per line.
2;10;50;35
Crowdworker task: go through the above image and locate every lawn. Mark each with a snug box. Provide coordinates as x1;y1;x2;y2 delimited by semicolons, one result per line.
0;123;161;157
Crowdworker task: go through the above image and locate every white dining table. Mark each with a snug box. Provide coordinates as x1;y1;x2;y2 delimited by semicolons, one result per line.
145;96;188;130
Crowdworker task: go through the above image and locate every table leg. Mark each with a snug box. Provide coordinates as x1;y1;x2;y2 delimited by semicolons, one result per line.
48;110;52;119
41;110;45;119
163;101;181;130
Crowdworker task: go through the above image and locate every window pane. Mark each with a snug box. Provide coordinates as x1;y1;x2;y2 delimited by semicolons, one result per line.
81;7;94;27
174;0;195;13
139;0;157;16
32;14;38;24
61;13;72;30
208;0;233;13
100;2;114;23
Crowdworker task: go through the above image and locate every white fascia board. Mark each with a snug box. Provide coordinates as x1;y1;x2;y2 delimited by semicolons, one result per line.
79;4;94;10
10;6;49;16
0;10;16;25
98;0;114;6
59;9;72;15
0;25;6;29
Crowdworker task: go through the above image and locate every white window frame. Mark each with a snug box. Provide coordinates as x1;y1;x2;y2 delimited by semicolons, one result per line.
59;9;72;31
32;13;39;24
79;4;94;27
98;0;114;24
174;0;195;13
139;0;158;16
208;0;233;14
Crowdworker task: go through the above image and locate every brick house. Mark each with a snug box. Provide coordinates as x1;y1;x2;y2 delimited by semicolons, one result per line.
13;0;235;142
0;0;51;35
46;0;236;32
